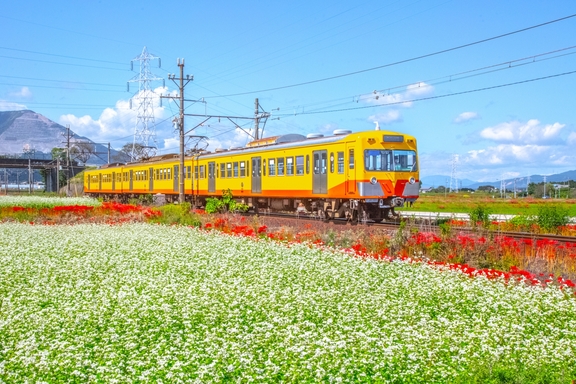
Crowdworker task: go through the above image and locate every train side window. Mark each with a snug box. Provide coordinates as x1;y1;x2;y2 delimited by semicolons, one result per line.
226;162;232;178
306;155;310;174
168;168;172;180
240;161;245;177
269;159;276;176
349;149;355;169
194;166;199;179
286;157;294;175
263;159;266;176
186;166;191;179
295;156;304;175
220;163;226;179
337;152;344;173
233;162;239;178
200;165;205;179
277;158;284;176
330;152;334;173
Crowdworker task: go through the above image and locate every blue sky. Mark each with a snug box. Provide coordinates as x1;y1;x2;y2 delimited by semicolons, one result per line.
1;0;575;182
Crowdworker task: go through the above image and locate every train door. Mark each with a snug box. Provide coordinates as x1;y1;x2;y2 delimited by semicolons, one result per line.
149;168;154;192
208;162;216;193
346;144;356;195
251;157;261;193
313;150;328;194
173;165;179;193
129;170;133;191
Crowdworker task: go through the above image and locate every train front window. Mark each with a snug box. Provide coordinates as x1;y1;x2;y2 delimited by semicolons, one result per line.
364;149;417;172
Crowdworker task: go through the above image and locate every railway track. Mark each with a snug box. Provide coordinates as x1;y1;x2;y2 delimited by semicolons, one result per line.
247;210;576;244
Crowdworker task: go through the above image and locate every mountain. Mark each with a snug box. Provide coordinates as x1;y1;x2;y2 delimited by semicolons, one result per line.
0;110;117;164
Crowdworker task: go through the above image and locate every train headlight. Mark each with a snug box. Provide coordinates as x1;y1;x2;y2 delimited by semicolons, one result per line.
409;177;415;184
370;177;378;185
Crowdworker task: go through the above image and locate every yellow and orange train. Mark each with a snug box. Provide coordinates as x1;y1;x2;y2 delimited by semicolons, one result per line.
84;129;420;221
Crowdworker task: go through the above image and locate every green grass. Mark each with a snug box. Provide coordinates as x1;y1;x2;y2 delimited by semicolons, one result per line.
398;192;576;216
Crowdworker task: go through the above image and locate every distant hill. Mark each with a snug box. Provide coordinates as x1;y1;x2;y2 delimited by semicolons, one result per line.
0;110;117;164
423;171;576;190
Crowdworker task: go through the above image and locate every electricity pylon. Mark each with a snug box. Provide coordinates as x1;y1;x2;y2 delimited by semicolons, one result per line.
128;46;163;161
449;154;459;193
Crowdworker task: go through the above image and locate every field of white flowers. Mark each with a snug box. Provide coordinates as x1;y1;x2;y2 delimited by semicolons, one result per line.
0;195;101;208
0;223;575;383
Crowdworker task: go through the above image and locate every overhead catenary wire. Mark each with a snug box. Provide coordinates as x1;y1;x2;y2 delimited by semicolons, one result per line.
202;13;576;99
280;45;576;113
276;70;576;117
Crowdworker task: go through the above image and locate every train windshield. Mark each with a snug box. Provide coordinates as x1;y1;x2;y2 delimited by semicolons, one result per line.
364;149;417;172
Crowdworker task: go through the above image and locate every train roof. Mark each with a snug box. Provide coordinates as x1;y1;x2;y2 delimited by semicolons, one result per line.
90;129;416;170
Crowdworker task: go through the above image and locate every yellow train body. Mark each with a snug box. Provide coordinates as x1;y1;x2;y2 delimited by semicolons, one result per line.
84;129;420;221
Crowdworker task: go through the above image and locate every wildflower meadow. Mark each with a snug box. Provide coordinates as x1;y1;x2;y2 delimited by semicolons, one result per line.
1;222;575;382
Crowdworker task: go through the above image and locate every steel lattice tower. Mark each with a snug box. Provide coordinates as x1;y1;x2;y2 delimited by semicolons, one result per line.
128;46;163;161
449;154;459;193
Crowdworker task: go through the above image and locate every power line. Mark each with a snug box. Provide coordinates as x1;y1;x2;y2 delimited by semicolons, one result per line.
0;74;124;88
0;54;130;71
276;69;576;117
281;45;576;113
0;46;126;65
203;13;576;99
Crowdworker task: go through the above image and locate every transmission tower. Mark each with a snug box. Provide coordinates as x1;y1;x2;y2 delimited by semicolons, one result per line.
128;46;163;161
449;154;459;193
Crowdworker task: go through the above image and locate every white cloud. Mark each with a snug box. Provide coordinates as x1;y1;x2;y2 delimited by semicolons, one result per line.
364;82;433;108
368;110;402;125
479;119;565;145
9;86;32;99
465;144;549;166
59;87;174;148
453;111;480;124
567;132;576;145
0;100;27;111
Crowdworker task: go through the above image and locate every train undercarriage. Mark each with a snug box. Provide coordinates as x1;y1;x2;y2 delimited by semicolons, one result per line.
89;192;411;223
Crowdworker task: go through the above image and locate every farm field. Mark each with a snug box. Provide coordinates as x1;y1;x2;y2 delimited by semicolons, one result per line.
398;193;576;216
1;222;575;382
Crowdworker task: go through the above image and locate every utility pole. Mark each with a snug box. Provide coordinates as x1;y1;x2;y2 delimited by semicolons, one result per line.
254;98;260;140
56;159;60;194
62;125;73;197
253;98;271;140
161;58;193;204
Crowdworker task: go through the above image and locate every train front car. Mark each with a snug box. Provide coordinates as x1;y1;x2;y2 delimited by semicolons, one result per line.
355;130;419;221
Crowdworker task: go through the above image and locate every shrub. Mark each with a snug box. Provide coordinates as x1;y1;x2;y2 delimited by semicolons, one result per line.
469;205;491;228
151;202;201;226
508;214;536;232
536;204;570;233
205;189;249;214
